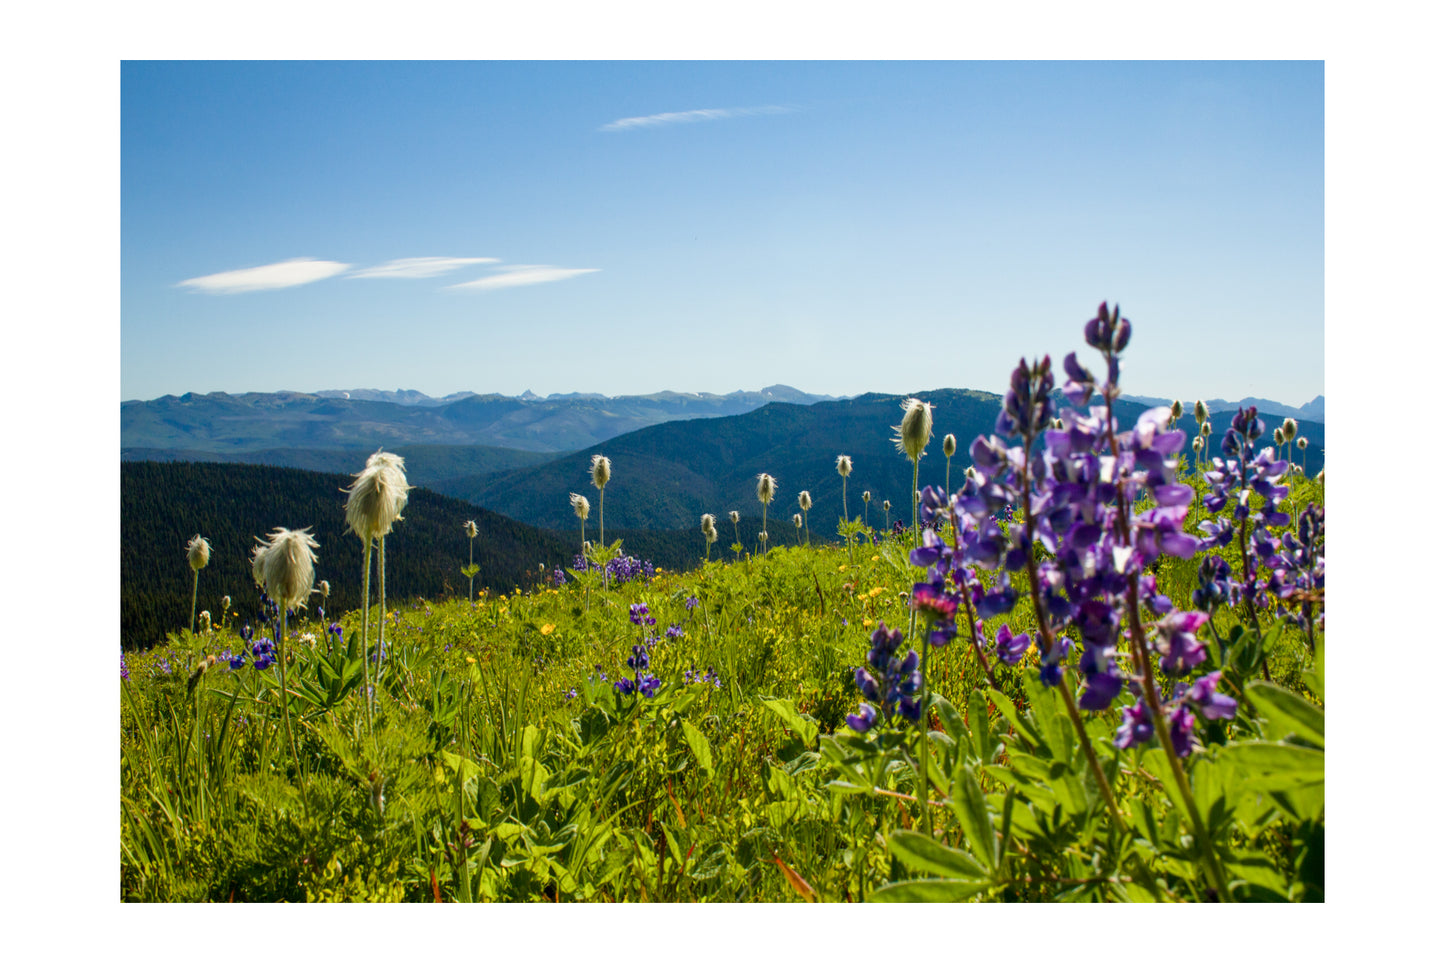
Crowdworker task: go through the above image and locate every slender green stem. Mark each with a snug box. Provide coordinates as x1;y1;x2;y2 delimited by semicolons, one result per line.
378;536;388;692
276;608;308;817
360;538;374;734
190;571;199;635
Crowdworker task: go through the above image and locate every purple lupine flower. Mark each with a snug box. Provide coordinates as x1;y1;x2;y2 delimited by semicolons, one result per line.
1114;700;1153;750
614;677;635;696
1167;704;1197;758
1037;637;1070;687
684;596;699;611
665;624;683;640
553;568;566;587
565;688;577;701
1153;610;1209;676
994;623;1031;665
121;651;130;681
846;704;879;733
1183;671;1238;721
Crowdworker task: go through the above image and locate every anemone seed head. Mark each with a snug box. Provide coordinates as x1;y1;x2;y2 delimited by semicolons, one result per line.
1194;400;1209;424
729;510;740;524
1282;418;1298;442
893;397;933;462
1170;400;1184;420
591;454;611;490
250;543;267;587
255;526;320;611
187;534;211;572
464;519;478;539
344;462;409;541
798;490;812;512
793;513;803;528
943;433;957;458
756;473;776;505
317;580;330;599
570;492;591;520
701;513;717;541
836;454;852;477
863;490;871;502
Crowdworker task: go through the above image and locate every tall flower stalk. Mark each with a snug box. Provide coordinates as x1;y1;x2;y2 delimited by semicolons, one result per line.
591;455;611;585
343;453;408;731
463;520;479;601
729;510;741;553
837;454;854;563
756;473;776;555
797;490;812;546
701;513;717;561
862;490;871;528
893;398;933;549
365;451;409;698
942;434;956;493
186;534;211;634
253;526;319;806
570;493;590;560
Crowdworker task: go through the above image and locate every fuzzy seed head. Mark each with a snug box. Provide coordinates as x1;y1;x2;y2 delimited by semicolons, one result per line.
1170;399;1184;420
590;454;611;490
464;519;478;539
756;473;776;505
1200;422;1212;437
883;500;891;512
199;610;212;631
1297;436;1308;450
798;490;812;512
701;513;717;542
793;513;803;529
569;492;590;520
1192;436;1204;452
254;526;320;611
1282;418;1298;442
862;491;871;503
729;510;740;524
221;594;231;612
893;397;934;462
344;459;410;542
1194;400;1209;424
317;581;329;600
836;454;852;477
1273;427;1285;446
943;433;956;458
759;531;769;544
186;534;211;572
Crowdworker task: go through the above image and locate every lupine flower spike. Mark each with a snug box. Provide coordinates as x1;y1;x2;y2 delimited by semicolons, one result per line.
186;534;210;634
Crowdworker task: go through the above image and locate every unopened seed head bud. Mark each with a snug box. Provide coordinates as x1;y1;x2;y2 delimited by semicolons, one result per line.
883;500;891;512
1282;418;1298;443
317;582;328;600
893;397;934;462
1192;436;1204;452
862;491;871;503
701;513;717;541
187;535;211;572
1200;422;1212;437
943;434;956;458
1194;400;1209;424
759;531;768;543
1273;428;1285;446
569;492;590;520
590;454;611;490
756;473;776;505
1297;436;1308;450
793;513;803;528
221;594;232;612
836;454;852;477
798;490;811;512
1171;400;1184;421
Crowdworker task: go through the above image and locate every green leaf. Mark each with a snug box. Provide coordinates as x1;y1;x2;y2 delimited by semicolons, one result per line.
949;763;997;870
868;879;991;902
968;688;1001;764
987;689;1045;751
1221;742;1324;775
681;719;714;778
933;694;969;746
887;830;988;879
759;696;819;747
1246;681;1324;748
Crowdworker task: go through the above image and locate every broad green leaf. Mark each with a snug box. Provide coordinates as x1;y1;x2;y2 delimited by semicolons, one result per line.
934;695;969;746
987;689;1046;752
887;829;988;879
1246;681;1324;748
968;688;1001;764
1222;742;1324;775
949;764;997;870
759;696;819;746
681;719;714;778
868;879;991;902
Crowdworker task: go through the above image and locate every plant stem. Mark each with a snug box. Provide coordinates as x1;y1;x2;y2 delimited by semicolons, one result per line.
276;607;308;817
190;570;199;635
360;538;374;734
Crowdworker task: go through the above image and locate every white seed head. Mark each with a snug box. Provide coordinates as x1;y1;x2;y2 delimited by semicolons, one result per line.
317;581;329;600
1297;436;1308;450
836;454;852;477
1194;400;1209;424
344;458;410;542
893;397;934;462
1200;422;1212;437
759;531;769;543
221;594;232;612
965;466;977;480
1281;418;1298;442
254;526;320;611
862;490;871;503
464;519;478;539
1192;436;1204;452
1316;467;1324;483
186;534;211;572
1273;427;1285;446
883;499;892;512
756;473;776;505
198;610;212;631
590;454;611;490
569;492;590;520
798;490;812;512
250;543;266;587
793;513;803;529
729;510;740;524
701;513;717;542
943;433;956;458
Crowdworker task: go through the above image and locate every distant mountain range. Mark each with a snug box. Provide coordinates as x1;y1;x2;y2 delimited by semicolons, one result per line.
121;385;842;454
1119;393;1324;424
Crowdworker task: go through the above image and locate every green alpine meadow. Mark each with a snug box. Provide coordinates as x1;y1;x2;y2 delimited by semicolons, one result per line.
120;305;1324;902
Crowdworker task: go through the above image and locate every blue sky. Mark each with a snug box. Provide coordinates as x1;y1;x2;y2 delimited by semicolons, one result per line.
122;61;1323;405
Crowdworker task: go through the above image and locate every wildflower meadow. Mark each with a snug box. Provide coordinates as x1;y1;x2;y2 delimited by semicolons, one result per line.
120;304;1323;902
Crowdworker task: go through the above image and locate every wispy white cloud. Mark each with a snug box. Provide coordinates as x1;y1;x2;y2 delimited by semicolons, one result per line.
348;256;499;279
177;257;351;294
599;105;796;132
448;265;600;291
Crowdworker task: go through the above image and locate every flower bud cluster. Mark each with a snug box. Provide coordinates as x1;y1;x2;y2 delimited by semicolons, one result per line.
846;621;923;731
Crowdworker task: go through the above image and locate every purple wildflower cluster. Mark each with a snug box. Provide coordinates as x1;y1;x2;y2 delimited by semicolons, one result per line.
877;304;1250;756
571;554;656;583
1115;670;1238;757
121;651;130;681
683;665;723;689
846;621;923;732
614;644;662;698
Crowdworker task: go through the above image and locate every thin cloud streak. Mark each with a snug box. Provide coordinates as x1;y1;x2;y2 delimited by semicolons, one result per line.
600;105;796;132
349;256;499;279
448;265;600;291
177;257;351;294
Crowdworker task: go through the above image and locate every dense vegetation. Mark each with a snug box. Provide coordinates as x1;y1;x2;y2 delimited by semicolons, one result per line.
121;306;1324;902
